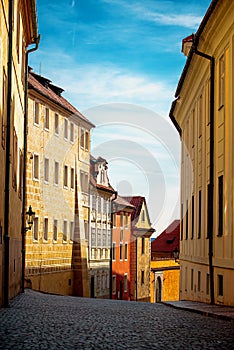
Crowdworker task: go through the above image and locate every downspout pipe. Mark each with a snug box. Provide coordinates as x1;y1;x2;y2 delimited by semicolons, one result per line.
109;191;117;299
3;0;14;308
21;36;40;294
193;42;215;305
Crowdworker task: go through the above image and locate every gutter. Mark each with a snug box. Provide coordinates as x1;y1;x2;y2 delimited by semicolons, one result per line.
21;35;40;294
109;191;118;299
192;40;215;306
3;0;14;308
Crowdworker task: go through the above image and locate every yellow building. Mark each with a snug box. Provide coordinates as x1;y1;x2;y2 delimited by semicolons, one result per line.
170;0;234;305
25;69;94;297
150;220;180;303
0;0;39;306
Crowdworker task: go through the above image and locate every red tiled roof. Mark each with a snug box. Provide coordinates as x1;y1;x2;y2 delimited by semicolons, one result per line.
151;220;180;253
114;195;135;209
122;196;145;222
28;70;95;127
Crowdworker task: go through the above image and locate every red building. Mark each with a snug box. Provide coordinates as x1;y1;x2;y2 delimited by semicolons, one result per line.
112;196;134;300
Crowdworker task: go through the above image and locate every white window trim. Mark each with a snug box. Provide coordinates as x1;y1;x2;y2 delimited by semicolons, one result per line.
53;219;58;243
33;153;39;181
63;219;68;243
54;160;59;186
70;122;74;143
124;273;128;292
43;217;49;243
44;157;49;184
64;118;68;140
33;101;40;126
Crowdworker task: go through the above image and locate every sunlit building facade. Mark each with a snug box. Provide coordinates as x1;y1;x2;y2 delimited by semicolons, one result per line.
0;0;39;306
170;0;234;305
25;69;94;296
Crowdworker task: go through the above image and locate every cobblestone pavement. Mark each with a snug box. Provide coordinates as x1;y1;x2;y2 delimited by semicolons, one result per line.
0;290;234;350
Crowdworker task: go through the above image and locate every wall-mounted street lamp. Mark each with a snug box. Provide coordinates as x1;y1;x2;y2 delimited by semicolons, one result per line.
24;205;35;232
173;247;179;263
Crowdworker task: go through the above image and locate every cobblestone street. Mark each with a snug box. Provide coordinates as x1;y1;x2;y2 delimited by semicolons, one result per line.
0;289;234;350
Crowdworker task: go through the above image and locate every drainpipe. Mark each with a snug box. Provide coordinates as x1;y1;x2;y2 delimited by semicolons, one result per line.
21;36;40;293
193;41;215;305
109;191;117;299
135;234;138;301
3;0;14;308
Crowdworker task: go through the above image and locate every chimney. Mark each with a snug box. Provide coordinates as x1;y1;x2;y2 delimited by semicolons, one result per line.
182;34;194;56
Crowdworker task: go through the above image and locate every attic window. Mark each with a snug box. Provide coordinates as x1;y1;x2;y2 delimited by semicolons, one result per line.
166;237;175;244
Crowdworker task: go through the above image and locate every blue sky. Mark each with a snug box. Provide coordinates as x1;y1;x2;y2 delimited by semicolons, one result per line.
30;0;211;235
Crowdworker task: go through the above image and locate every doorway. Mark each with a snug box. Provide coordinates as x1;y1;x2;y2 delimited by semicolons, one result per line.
155;276;162;302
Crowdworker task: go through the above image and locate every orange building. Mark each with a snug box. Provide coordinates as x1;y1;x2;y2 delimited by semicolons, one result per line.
112;196;134;300
151;220;180;302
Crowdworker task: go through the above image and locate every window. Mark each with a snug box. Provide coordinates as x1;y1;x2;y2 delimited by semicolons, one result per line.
141;270;145;285
142;210;145;222
191;109;195;148
218;275;223;296
206;274;210;295
97;229;101;247
2;69;7;149
191;195;194;239
53;219;58;241
120;243;123;260
181;203;183;240
70;221;74;241
124;274;128;292
199;95;202;138
124;243;128;260
33;154;39;180
44;158;49;183
12;128;18;191
34;102;39;125
44;218;48;241
70;122;74;142
64;118;68;139
70;167;75;189
113;213;116;227
85;130;89;150
191;269;194;291
54;113;59;135
19;150;23;199
219;54;225;108
112;275;116;294
141;237;145;255
16;4;20;61
218;175;223;236
33;217;39;241
63;220;67;242
80;171;89;193
120;213;123;228
120;229;123;242
84;221;88;240
112;242;116;261
64;165;68;187
198;191;202;239
80;128;89;150
125;213;128;228
91;227;96;247
207;184;211;238
80;128;85;148
54;161;59;185
44;107;49;130
198;271;201;292
185;199;188;240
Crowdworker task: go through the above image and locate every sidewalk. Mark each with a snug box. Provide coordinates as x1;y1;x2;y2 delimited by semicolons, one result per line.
163;300;234;322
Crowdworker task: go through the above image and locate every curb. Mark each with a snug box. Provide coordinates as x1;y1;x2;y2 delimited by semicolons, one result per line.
162;302;234;323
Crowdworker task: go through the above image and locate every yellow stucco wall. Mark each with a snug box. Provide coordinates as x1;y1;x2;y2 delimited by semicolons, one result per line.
173;1;234;305
0;0;37;305
25;90;91;297
150;260;180;302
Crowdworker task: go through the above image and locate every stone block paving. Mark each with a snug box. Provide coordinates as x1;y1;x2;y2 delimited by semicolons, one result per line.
0;289;234;350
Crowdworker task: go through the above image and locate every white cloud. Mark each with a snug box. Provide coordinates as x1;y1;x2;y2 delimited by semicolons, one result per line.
101;0;202;29
47;64;175;116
